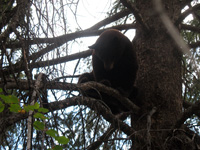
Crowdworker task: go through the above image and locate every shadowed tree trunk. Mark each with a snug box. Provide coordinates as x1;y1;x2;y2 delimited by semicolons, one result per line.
131;0;183;149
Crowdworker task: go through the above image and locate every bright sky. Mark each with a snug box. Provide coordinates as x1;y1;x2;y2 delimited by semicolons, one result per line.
67;0;135;52
63;0;136;77
74;0;115;29
67;0;116;52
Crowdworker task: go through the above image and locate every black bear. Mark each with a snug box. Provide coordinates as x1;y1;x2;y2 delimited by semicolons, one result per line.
78;29;138;114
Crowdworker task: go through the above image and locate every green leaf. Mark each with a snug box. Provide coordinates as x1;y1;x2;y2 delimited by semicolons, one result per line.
0;101;5;112
24;105;29;112
34;112;48;120
24;102;40;112
34;102;40;109
0;88;3;93
33;121;45;130
38;107;49;113
55;136;69;145
0;95;19;104
46;129;58;138
24;105;35;111
9;104;22;113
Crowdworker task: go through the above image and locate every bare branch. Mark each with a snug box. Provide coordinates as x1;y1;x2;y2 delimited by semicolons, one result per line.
29;24;135;60
29;10;134;45
87;126;115;150
27;73;43;150
1;96;137;141
0;113;28;136
1;79;140;114
180;0;194;9
2;24;136;75
0;9;19;42
176;4;200;25
1;49;92;75
173;100;200;129
146;107;157;150
78;81;140;114
180;24;200;34
183;100;192;109
5;24;136;50
120;0;149;32
30;24;135;46
86;112;130;150
189;41;200;49
183;100;200;119
48;96;138;138
31;49;92;69
89;9;132;30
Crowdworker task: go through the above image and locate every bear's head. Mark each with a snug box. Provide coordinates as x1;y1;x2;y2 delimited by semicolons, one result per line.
89;29;130;71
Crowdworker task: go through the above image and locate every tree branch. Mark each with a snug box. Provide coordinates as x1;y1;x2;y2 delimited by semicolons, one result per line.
181;24;200;34
29;24;135;61
78;81;140;114
120;0;149;33
4;78;200;130
87;112;130;150
1;80;140;114
31;49;93;69
2;24;136;76
176;4;200;25
89;9;132;30
1;49;92;76
173;100;200;129
5;24;136;50
146;107;157;150
189;41;200;49
0;6;20;43
27;73;43;150
29;10;133;45
183;100;192;109
1;96;138;141
180;0;194;9
48;96;139;139
87;126;115;150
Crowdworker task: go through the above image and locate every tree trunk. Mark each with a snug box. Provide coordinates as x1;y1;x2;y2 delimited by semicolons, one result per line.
131;1;183;149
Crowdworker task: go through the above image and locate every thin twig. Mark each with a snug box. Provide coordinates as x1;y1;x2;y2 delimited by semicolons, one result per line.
146;107;157;150
27;73;43;150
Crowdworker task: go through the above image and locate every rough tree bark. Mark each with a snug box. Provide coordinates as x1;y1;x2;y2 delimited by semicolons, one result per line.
131;0;183;149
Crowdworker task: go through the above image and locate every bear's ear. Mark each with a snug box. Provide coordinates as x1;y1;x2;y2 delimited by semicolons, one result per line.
88;43;97;49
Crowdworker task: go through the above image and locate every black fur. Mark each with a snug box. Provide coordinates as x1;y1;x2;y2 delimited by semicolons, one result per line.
78;29;138;114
